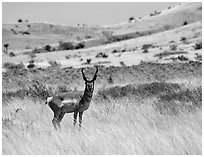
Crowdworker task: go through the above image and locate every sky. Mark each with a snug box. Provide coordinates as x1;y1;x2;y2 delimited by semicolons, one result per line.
2;2;179;26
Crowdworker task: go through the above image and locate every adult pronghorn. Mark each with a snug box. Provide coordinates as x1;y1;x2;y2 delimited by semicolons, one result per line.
45;67;98;129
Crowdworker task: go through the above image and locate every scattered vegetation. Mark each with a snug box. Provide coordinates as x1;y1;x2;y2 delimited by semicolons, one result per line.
154;51;187;59
9;52;15;57
129;17;135;22
183;21;188;26
141;44;154;53
194;41;202;50
169;44;177;51
58;41;75;50
96;52;108;58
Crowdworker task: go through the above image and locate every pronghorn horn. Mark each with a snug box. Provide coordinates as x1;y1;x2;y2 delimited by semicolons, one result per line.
91;67;98;82
81;68;88;82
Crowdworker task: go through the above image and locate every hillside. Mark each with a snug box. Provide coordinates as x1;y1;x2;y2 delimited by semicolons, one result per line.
2;2;202;68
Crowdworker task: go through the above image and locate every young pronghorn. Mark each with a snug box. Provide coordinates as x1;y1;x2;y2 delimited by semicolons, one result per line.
45;67;98;129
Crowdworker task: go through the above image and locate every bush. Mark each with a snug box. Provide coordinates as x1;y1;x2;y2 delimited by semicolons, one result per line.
183;21;188;26
177;55;189;61
96;52;108;58
18;19;23;23
27;60;35;69
194;41;202;50
9;52;15;57
169;44;177;51
129;17;135;22
86;59;92;64
75;42;85;49
58;41;74;50
141;44;154;53
22;31;30;35
3;62;25;71
44;45;52;52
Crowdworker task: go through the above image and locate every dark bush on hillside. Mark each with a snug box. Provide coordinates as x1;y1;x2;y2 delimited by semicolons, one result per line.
86;59;92;64
58;41;74;50
194;41;202;50
18;19;23;23
169;44;177;51
22;31;30;35
129;17;135;22
32;48;41;54
183;21;188;26
27;60;35;69
3;62;25;71
195;53;202;61
141;44;154;53
96;52;108;58
177;55;189;61
75;42;85;49
44;45;52;52
9;52;15;57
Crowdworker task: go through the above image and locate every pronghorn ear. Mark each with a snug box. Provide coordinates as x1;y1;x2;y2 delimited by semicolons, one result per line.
81;68;88;82
91;66;98;82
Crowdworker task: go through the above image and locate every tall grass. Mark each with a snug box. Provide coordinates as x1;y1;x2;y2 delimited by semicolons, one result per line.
2;86;202;154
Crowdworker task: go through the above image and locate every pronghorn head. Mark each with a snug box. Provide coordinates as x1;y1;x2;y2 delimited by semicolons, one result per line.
81;67;98;92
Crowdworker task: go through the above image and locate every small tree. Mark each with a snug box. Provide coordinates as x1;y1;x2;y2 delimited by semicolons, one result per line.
44;45;52;52
18;19;23;23
129;17;135;22
4;44;9;54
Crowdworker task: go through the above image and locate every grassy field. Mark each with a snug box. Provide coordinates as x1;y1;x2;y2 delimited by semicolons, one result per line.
2;62;202;155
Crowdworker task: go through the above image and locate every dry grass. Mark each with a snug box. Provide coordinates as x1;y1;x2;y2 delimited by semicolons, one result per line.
2;81;202;154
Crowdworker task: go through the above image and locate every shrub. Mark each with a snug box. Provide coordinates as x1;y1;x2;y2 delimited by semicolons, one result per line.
141;44;154;53
22;31;30;35
27;60;35;69
183;21;188;26
169;44;177;51
3;62;25;71
18;19;23;23
86;59;92;64
177;55;189;61
9;52;15;57
27;24;31;28
96;52;108;58
129;17;135;22
120;61;126;67
58;41;74;50
180;37;187;43
75;42;85;49
194;41;202;50
195;53;202;61
44;45;52;52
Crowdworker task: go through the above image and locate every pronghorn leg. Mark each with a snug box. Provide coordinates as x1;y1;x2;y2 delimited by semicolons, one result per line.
52;117;60;130
73;111;78;126
79;112;83;128
52;109;61;130
58;112;65;124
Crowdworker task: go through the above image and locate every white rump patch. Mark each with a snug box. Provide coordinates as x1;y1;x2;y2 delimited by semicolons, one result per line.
46;96;53;104
62;99;78;104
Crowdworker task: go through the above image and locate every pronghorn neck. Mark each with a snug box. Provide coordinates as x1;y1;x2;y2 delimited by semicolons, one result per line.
82;83;94;102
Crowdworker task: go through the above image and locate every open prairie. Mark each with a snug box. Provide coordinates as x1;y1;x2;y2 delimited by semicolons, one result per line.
2;2;202;155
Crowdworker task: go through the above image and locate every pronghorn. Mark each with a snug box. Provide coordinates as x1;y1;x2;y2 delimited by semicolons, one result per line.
45;67;98;129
